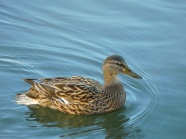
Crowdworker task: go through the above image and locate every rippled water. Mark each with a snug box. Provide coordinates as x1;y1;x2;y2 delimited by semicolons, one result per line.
1;0;186;139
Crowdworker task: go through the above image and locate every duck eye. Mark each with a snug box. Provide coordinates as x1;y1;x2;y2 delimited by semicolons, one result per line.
115;63;126;68
115;63;121;66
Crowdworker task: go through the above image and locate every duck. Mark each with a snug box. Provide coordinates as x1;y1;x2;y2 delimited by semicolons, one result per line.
16;55;142;115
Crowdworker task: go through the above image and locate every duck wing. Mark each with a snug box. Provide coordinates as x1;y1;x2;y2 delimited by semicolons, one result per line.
25;76;102;90
34;81;99;105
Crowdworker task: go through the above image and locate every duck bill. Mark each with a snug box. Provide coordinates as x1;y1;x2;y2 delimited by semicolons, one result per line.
123;68;142;79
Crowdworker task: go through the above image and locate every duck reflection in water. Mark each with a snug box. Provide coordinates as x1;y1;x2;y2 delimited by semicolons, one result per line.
26;105;144;139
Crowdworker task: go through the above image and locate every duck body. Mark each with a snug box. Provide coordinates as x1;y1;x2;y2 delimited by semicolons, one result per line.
16;55;141;115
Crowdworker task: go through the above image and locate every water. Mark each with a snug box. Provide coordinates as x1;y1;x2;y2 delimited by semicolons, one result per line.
1;0;186;138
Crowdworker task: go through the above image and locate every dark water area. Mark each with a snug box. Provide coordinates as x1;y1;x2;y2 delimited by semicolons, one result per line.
1;0;186;139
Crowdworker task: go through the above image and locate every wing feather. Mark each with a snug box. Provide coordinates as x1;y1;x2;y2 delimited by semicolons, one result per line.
34;81;99;105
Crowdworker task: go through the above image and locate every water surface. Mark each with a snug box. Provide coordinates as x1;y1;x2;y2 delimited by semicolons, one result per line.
1;0;186;139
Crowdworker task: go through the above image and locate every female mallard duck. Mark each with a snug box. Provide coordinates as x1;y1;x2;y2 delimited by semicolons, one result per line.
16;55;142;115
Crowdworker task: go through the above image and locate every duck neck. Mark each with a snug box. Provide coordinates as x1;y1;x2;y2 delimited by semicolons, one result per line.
103;71;120;86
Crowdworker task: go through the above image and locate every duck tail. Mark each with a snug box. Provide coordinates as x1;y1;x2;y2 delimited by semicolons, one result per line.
24;78;36;85
16;93;39;105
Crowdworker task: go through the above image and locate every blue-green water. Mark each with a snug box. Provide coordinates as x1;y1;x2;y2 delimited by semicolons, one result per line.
1;0;186;139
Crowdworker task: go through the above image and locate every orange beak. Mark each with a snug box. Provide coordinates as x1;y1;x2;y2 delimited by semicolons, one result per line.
123;67;142;79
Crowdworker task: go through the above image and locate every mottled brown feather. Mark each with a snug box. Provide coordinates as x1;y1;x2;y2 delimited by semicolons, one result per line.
17;55;141;115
